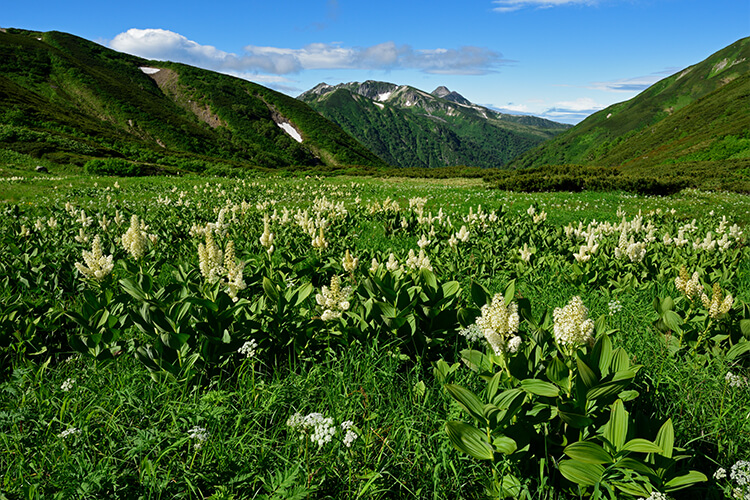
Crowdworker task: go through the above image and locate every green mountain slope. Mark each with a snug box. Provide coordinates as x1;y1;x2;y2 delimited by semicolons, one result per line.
299;81;570;169
511;37;750;172
0;28;387;172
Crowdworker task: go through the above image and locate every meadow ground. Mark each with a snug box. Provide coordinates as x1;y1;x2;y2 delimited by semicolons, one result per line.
1;172;749;499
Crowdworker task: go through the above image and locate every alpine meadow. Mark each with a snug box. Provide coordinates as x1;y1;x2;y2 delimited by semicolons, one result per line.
1;24;750;500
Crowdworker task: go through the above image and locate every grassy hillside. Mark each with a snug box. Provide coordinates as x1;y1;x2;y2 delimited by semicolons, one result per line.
0;29;387;174
300;81;570;169
510;37;750;178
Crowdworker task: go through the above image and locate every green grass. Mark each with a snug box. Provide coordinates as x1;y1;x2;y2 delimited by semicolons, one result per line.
1;173;749;499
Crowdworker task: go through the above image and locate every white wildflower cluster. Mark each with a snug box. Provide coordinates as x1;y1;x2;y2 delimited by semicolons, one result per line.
287;412;336;448
458;323;483;342
61;378;75;392
553;296;595;347
198;231;224;284
259;213;275;255
614;229;647;263
316;275;352;321
474;293;520;355
527;205;547;224
462;205;499;230
416;234;430;249
342;249;359;272
723;460;750;500
701;283;733;319
369;258;380;273
368;196;401;214
449;225;470;248
641;492;670;500
238;339;258;358
573;233;600;263
311;226;328;250
74;235;114;281
675;267;703;301
187;426;209;449
608;299;622;316
725;371;748;389
121;214;152;260
405;249;433;272
340;420;359;448
385;253;400;272
223;240;247;302
58;427;81;439
519;243;533;263
74;228;90;244
197;232;246;301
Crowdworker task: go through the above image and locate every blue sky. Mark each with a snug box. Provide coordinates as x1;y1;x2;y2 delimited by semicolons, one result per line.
4;0;748;123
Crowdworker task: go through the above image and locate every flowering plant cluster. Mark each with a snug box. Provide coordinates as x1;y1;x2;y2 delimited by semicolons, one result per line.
287;411;358;449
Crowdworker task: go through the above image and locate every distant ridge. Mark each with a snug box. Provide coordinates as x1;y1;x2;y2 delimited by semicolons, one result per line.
0;28;388;172
299;80;570;169
510;37;750;174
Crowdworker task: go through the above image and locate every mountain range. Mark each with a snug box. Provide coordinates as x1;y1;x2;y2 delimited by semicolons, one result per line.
1;27;748;188
298;81;570;169
510;37;750;175
0;28;387;173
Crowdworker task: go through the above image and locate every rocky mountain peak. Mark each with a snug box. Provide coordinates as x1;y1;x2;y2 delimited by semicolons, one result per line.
431;86;472;106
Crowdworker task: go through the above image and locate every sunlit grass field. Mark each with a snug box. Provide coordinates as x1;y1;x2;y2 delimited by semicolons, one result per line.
1;172;749;499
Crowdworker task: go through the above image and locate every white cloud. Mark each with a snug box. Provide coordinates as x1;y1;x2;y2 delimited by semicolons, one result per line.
540;97;605;123
109;29;505;76
492;0;597;13
588;75;661;92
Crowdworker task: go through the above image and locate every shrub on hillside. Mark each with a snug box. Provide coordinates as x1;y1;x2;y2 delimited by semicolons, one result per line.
84;158;144;177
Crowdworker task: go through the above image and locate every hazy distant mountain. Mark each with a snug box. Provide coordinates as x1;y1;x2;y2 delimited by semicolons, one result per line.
0;28;387;172
299;80;570;169
510;37;750;173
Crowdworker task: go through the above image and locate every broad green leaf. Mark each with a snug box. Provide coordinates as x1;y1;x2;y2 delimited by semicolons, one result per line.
119;278;147;301
587;381;630;401
520;379;560;398
471;281;489;308
496;474;521;499
653;419;674;459
503;280;516;306
460;349;493;373
486;371;503;401
441;281;460;299
594;333;613;376
294;282;313;306
664;471;708;491
558;411;593;428
610;348;630;373
445;384;487;424
614;457;658;476
621;438;662;454
576;354;598;388
564;442;614;464
262;277;279;302
492;435;518;455
419;268;438;292
604;400;628;453
726;341;750;361
611;479;652;497
741;319;750;339
558;459;604;486
546;357;569;388
445;421;494;460
661;310;683;333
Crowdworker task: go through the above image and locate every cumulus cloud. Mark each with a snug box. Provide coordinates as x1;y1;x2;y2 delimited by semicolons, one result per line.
109;28;504;76
588;75;661;92
540;97;605;123
492;0;597;13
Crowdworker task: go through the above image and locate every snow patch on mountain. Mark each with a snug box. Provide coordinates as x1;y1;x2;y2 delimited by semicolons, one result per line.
277;122;303;143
